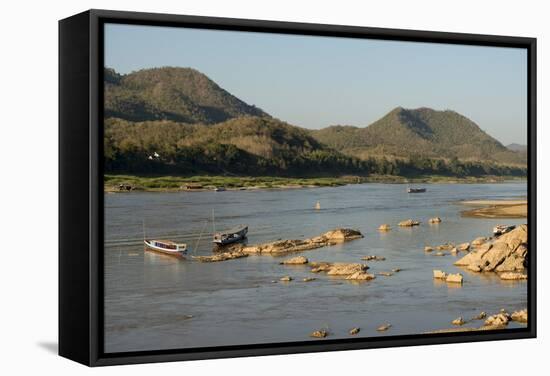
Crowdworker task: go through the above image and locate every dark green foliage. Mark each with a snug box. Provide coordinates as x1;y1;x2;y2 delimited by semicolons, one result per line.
103;67;526;178
104;67;268;124
311;107;527;165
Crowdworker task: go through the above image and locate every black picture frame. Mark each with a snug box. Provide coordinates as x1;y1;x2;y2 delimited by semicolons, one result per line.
59;9;537;367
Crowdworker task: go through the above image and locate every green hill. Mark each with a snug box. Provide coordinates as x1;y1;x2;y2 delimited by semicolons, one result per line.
312;107;526;166
104;67;268;123
104;116;368;176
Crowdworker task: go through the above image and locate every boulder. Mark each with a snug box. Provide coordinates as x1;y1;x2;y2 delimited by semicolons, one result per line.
472;311;487;320
378;224;391;231
326;263;369;276
436;243;455;250
429;217;442;224
392;268;402;273
346;271;376;281
398;219;420;227
446;273;464;284
511;309;528;323
452;317;465;326
471;237;489;246
424;246;434;252
433;270;448;279
454;225;528;273
280;276;293;282
377;323;392;331
499;272;528;280
310;330;328;338
484;313;510;327
456;242;470;252
349;327;361;335
280;256;309;265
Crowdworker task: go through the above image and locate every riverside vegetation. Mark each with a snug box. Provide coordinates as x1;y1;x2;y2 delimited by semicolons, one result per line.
103;67;526;191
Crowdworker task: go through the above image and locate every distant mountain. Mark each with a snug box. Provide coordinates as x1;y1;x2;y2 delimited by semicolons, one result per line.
312;107;526;166
104;67;269;124
103;67;526;177
506;143;527;153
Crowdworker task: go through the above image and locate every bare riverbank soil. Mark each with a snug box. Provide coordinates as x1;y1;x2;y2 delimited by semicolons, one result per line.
461;199;527;219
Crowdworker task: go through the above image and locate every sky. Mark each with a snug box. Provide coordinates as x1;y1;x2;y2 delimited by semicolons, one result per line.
105;23;527;145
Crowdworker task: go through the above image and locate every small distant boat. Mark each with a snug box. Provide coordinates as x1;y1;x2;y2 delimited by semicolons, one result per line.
407;187;426;193
213;225;248;245
214;187;226;192
493;224;515;237
315;201;321;210
144;239;188;257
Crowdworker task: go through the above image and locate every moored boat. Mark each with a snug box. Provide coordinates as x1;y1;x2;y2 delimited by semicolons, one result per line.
407;187;426;193
213;225;248;245
144;239;188;257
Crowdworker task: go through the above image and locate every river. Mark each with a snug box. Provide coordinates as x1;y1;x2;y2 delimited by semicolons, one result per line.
104;182;527;353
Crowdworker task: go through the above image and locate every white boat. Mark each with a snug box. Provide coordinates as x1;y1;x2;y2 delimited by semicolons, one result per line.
144;239;188;257
493;224;515;237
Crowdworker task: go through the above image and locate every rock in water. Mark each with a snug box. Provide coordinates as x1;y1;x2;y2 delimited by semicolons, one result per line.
456;242;470;252
349;327;361;335
280;256;309;265
446;273;464;284
433;270;448;279
361;255;386;261
471;237;489;247
452;317;465;326
346;271;376;280
280;276;293;282
310;330;328;338
302;277;316;282
377;323;392;331
424;246;434;252
429;217;442;224
377;271;393;277
378;224;391;231
398;219;420;227
472;311;487;320
392;268;402;273
484;313;510;327
511;309;528;323
193;251;248;262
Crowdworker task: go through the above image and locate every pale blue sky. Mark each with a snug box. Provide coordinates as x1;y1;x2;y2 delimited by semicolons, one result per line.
105;23;527;145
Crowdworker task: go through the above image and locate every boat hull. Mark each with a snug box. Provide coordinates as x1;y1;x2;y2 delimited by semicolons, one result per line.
144;240;186;258
213;226;248;245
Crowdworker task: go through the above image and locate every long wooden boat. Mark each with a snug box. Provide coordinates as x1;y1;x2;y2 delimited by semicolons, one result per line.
144;239;188;257
407;187;426;193
212;225;248;245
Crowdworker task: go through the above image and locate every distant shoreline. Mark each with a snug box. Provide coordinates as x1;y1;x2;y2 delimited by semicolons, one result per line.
104;174;526;193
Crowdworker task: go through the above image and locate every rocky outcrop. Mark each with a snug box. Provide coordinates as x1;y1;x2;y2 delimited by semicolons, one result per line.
280;256;309;265
484;312;510;327
193;251;248;262
454;225;527;274
471;237;489;247
398;219;420;227
433;270;463;284
310;330;328;338
241;228;363;255
511;309;528;323
310;262;374;281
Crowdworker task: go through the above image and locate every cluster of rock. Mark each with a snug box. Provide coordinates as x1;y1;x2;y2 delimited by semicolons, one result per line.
309;262;375;281
240;228;363;255
454;225;528;279
433;269;464;284
398;219;420;227
193;251;248;262
361;255;386;261
280;256;309;265
431;309;528;333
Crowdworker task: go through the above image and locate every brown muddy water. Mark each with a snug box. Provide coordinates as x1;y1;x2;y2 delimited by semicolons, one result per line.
104;182;528;353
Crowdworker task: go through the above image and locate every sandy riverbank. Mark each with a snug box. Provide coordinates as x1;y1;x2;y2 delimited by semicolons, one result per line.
461;199;527;219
